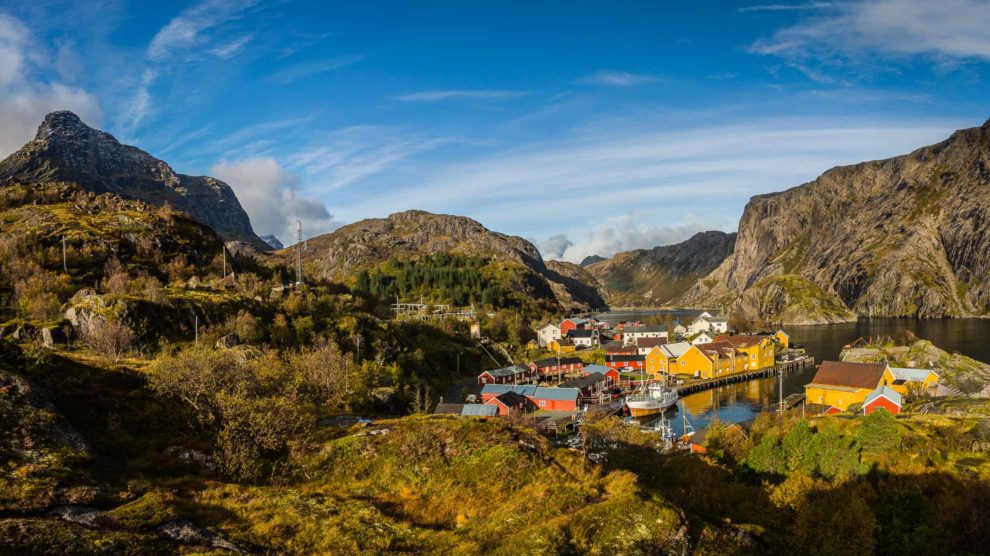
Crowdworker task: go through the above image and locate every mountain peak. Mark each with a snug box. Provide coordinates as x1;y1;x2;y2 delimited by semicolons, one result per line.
0;112;269;250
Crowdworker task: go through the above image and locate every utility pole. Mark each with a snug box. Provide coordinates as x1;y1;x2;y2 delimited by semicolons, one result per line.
295;220;304;286
222;246;226;279
778;365;784;413
457;352;461;375
194;314;199;345
61;235;67;273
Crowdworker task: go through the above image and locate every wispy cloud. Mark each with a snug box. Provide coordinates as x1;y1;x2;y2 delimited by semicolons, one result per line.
740;2;838;12
751;0;990;81
147;0;258;61
579;70;659;87
393;89;529;102
209;33;253;59
267;54;365;85
541;218;713;263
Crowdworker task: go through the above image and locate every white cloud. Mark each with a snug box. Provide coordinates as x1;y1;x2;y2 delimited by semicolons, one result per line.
537;234;573;260
393;89;529;102
267;54;365;85
209;157;342;245
579;70;659;87
0;13;101;157
209;34;253;59
751;0;990;71
740;2;838;12
147;0;258;61
547;218;713;264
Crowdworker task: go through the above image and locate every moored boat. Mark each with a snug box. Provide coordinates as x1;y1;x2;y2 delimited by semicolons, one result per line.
625;382;678;418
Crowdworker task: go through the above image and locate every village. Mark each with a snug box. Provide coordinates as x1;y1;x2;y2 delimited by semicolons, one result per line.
435;311;942;449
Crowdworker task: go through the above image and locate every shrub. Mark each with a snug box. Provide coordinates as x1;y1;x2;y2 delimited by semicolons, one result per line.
82;319;135;363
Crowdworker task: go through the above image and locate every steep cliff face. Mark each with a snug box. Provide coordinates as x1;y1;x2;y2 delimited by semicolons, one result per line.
298;210;608;309
683;118;990;324
584;231;736;305
0;111;268;250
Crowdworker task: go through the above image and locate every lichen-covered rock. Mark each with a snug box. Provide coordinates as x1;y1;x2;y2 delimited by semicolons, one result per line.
683;118;990;324
215;333;240;349
157;520;245;553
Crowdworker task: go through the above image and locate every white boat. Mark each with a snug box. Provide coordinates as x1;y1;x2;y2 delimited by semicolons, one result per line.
625;382;679;418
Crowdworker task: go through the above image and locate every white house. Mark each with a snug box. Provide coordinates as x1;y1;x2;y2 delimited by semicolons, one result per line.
688;331;716;345
672;320;687;338
622;325;668;346
688;313;729;335
567;329;599;349
536;323;562;347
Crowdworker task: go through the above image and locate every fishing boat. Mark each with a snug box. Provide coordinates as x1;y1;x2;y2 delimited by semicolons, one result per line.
625;381;678;418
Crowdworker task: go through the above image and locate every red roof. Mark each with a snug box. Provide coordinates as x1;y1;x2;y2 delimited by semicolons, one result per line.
636;337;668;349
714;334;770;348
809;361;888;390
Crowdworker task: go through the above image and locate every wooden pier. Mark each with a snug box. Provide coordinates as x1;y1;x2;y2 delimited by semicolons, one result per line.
673;356;815;396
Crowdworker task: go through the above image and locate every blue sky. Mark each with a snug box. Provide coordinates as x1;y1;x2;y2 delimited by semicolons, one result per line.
1;0;989;261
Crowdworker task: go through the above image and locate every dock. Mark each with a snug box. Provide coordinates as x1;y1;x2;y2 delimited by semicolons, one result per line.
673;356;815;396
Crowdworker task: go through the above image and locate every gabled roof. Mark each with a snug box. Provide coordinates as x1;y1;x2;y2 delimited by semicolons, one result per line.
715;335;770;348
480;384;580;402
636;337;667;348
864;385;903;407
694;341;740;358
532;357;583;367
461;404;499;417
660;341;694;358
623;325;666;334
890;367;938;382
483;364;532;378
808;361;889;390
562;317;589;325
566;329;596;338
491;390;528;407
559;374;606;390
606;353;646;362
434;403;466;414
583;364;610;376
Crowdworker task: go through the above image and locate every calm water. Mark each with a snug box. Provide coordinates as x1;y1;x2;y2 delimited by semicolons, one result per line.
595;311;990;434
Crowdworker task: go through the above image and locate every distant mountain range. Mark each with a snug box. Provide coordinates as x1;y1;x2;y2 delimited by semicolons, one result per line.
10;111;990;324
0;111;268;250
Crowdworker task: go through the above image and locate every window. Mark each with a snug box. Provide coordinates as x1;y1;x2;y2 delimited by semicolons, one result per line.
539;400;546;407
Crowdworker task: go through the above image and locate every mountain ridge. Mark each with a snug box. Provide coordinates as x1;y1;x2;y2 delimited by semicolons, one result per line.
0;111;268;250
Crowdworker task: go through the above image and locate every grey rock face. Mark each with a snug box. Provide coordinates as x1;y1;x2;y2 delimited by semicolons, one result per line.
0;111;268;250
683;118;990;324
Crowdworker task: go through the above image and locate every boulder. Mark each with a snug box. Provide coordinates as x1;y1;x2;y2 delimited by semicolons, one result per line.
157;520;245;553
41;326;68;349
216;334;240;349
48;506;107;528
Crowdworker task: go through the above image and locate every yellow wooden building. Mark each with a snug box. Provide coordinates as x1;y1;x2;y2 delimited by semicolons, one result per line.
715;335;776;370
805;361;896;411
774;330;790;349
646;341;717;379
548;339;577;354
889;367;939;395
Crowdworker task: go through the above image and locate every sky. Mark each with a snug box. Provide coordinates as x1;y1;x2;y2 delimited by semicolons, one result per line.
1;0;989;262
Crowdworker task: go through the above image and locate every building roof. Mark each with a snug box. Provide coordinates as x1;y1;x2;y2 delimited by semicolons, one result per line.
864;385;903;407
559;374;607;390
531;357;583;367
694;341;740;358
636;337;667;348
583;364;610;376
623;325;667;334
660;341;694;358
890;367;938;382
562;317;589;325
434;403;466;414
483;365;532;378
491;390;529;407
566;329;596;339
480;384;580;401
461;404;499;417
606;353;646;363
715;335;770;348
808;361;889;390
537;322;560;331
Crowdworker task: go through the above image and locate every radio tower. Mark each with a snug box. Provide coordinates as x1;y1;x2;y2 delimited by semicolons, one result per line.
295;219;304;285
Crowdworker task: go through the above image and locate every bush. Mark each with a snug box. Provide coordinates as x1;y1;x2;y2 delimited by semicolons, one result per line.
857;409;901;454
82;319;136;362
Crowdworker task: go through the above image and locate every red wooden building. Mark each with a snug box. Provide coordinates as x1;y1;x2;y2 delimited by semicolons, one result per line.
484;391;530;416
530;357;584;377
863;386;902;415
605;353;645;371
480;384;581;411
559;318;590;338
477;364;535;385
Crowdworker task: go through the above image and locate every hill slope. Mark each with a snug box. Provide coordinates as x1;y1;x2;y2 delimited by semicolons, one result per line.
0;111;267;250
585;231;736;305
683;118;990;324
293;210;607;309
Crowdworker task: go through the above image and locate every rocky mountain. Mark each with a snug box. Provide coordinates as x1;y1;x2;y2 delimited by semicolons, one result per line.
580;255;606;266
0;111;268;250
682;118;990;325
261;234;284;250
584;231;736;306
295;209;607;309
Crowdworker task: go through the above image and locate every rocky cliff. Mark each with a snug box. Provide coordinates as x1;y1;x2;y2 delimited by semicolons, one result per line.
584;231;736;305
296;210;607;309
0;111;268;250
682;118;990;324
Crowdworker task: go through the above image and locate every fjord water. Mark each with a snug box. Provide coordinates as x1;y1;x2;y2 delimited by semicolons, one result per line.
597;312;990;435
